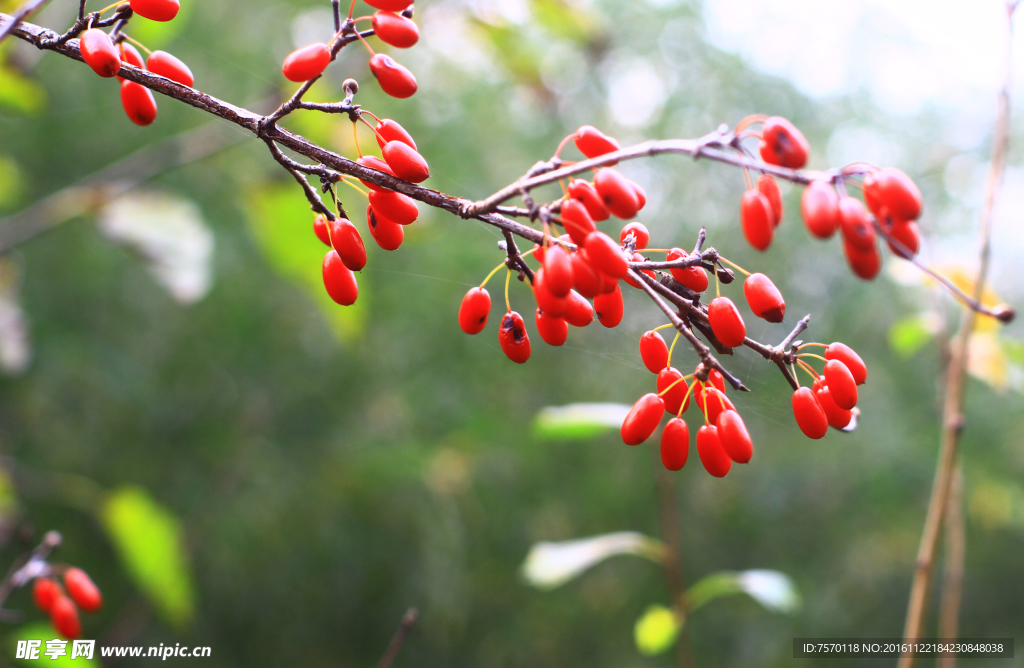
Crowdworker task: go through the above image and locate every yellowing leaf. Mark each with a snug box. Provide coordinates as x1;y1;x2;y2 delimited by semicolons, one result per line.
634;605;681;656
930;264;1004;333
967;332;1009;391
11;623;100;668
521;532;665;590
100;486;195;626
0;66;46;115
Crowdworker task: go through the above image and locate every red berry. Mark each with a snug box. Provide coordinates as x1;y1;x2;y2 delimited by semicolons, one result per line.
597;270;618;294
563;290;594;327
535;308;568;346
50;596;81;639
366;206;404;250
843;237;881;280
147;50;193;87
33;578;63;613
282;43;331;82
743;272;785;323
880;212;920;258
693;367;726;409
862;167;922;220
583;231;628;279
716;409;752;463
322;250;359;305
620;222;649;250
374;119;417;150
567;180;610;222
816;387;852;429
574;125;620;162
621;393;664;445
80;29;121;78
759;116;809;169
666;248;708;293
329;218;367;271
120;81;158;125
594;284;623;328
364;0;412;11
63;568;102;614
824;342;867;385
696;425;731;477
741;189;774;251
560;199;596;246
357;155;397;191
657;367;691;415
369;53;417;98
707;297;746;348
823;359;858;409
594;169;639;219
700;386;735;425
757;174;783;226
792;387;828;439
371;11;420;48
838;196;876;250
629;180;647;211
542;244;573;297
368;189;418;225
130;0;180;22
660;418;690;471
639;330;669;373
499;311;531;363
533;269;567;317
382;141;429;183
801;180;840;239
570;249;602;298
458;287;491;334
116;42;145;83
313;214;331;247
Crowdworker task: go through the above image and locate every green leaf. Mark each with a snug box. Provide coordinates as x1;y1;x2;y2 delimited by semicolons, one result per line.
10;623;101;668
0;66;46;115
0;154;23;208
888;314;934;358
100;486;195;626
127;2;194;49
532;403;630;440
530;0;602;44
246;183;366;343
521;531;665;590
634;605;681;656
686;569;801;614
471;20;544;87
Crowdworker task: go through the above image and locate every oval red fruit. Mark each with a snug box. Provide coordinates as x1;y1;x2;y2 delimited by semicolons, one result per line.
741;189;774;251
801;180;840;239
583;231;628;279
366;206;404;250
880;213;920;258
542;244;574;297
563;290;594;327
313;214;331;247
33;578;63;613
372;11;420;48
843;237;881;281
838;196;876;250
499;311;531;363
322;250;359;305
594;169;639;219
357;155;397;191
560;199;596;246
50;596;81;639
661;418;690;471
574;125;621;162
792;387;828;439
330;218;367;271
696;425;731;477
816;386;853;429
707;297;746;348
364;0;413;11
369;53;418;98
120;81;158;125
716;410;752;463
639;330;669;373
759;116;809;169
80;29;121;78
824;359;858;409
743;272;785;323
130;0;180;22
570;249;602;298
375;118;417;150
862;167;922;220
701;386;735;425
621;393;664;445
116;42;145;83
825;342;867;385
282;43;331;82
63;568;102;614
657;367;691;416
382;141;429;183
757;174;783;226
147;50;193;87
535;308;568;346
594;284;623;328
368;189;418;225
666;248;709;293
567;180;610;222
533;269;567;318
458;287;490;334
620;222;649;250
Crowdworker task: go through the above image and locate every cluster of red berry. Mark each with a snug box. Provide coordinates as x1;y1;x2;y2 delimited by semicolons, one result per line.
32;568;102;639
282;0;419;98
77;0;192;126
317;117;429;306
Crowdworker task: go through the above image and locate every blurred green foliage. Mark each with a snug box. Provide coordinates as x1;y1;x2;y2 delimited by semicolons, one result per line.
0;0;1021;666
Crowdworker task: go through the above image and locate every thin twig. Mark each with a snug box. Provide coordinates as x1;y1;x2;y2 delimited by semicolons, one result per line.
0;0;51;45
937;465;965;668
376;608;418;668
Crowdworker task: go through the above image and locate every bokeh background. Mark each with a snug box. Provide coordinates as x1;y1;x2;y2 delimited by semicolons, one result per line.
0;0;1022;665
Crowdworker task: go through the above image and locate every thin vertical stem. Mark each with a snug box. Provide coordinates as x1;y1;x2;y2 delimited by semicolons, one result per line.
937;465;966;668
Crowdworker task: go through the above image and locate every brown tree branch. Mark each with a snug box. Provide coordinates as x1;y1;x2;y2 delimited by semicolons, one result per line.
937;464;965;668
